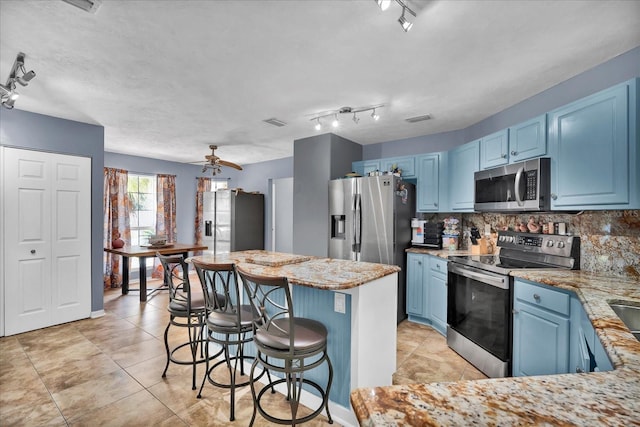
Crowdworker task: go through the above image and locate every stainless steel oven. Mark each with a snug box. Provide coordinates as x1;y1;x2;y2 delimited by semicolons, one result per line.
447;231;580;378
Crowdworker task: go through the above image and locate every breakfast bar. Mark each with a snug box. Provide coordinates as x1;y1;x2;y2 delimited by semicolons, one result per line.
188;250;400;427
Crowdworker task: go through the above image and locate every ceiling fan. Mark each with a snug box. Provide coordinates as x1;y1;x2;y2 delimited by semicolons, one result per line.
199;145;243;175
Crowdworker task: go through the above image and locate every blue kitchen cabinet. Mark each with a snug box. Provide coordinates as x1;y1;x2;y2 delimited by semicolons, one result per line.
406;253;447;336
416;153;440;212
480;116;547;170
548;78;639;210
428;256;448;336
570;296;613;373
479;129;509;169
406;253;426;317
352;160;381;176
448;140;480;211
509;114;547;163
381;156;416;178
513;279;570;377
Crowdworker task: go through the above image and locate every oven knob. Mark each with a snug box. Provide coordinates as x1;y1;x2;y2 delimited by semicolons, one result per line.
546;240;554;247
508;236;514;243
557;241;565;249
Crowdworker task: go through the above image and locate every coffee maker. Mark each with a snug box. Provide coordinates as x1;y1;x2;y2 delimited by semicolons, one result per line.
411;218;443;249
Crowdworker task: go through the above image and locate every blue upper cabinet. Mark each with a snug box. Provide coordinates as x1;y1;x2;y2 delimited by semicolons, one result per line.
480;129;509;169
448;140;480;211
351;160;381;176
548;78;639;210
416;153;440;211
508;114;547;163
382;156;416;178
480;116;547;170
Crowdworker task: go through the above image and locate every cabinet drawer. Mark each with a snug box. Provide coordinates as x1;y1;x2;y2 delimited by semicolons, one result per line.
515;280;570;316
429;257;447;275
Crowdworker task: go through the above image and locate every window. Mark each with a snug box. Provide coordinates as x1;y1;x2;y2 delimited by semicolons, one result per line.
128;174;156;247
211;179;228;191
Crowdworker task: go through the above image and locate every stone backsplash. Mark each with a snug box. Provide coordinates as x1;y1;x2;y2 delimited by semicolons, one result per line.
417;210;640;279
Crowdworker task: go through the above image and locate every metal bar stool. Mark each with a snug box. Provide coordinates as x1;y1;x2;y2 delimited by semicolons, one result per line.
157;253;207;390
237;266;334;426
192;259;267;421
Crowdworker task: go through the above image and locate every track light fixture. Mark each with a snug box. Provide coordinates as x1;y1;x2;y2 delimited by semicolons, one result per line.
1;52;36;110
375;0;416;32
310;105;384;131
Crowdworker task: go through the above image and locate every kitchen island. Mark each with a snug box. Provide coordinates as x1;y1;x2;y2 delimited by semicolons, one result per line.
188;250;401;427
351;267;640;426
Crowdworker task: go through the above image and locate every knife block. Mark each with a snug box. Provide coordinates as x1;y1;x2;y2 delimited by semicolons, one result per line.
470;237;491;255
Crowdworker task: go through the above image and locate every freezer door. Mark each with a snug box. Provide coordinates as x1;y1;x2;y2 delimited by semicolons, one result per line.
359;176;395;265
328;178;358;260
215;190;231;255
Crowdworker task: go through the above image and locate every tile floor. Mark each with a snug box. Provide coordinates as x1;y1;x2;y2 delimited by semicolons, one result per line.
0;279;485;426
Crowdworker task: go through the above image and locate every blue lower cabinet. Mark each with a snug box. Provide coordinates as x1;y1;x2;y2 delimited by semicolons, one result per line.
570;295;613;373
513;279;570;376
406;253;447;336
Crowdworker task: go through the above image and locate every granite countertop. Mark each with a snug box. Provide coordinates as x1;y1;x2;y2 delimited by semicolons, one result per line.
188;250;400;290
351;266;640;426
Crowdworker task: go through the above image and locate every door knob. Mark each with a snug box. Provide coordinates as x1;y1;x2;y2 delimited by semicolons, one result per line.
31;249;36;254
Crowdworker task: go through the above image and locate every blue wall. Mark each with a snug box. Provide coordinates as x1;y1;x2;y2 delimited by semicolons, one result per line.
0;109;105;312
364;46;640;159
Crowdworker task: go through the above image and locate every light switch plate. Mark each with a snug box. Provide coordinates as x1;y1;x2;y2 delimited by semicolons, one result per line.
334;292;346;314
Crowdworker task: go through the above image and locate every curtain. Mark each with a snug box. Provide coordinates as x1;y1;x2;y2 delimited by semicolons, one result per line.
194;177;213;254
152;174;177;279
103;168;130;289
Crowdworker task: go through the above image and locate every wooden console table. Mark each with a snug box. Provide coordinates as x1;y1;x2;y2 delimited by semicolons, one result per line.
104;243;208;302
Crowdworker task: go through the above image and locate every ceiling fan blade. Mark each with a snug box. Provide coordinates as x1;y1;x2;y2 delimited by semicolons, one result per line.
218;159;243;170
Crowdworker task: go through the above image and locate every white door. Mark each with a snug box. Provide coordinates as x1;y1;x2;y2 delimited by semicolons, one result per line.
2;147;91;336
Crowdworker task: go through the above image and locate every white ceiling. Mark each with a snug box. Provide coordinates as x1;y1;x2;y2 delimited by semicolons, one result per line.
1;0;639;167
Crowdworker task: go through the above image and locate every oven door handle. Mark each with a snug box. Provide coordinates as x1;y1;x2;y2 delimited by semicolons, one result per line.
449;263;509;290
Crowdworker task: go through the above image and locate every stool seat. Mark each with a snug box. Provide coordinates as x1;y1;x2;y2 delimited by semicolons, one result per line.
206;305;253;329
256;317;327;353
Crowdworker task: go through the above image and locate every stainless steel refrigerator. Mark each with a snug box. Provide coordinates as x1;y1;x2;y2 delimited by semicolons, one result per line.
203;190;264;255
329;175;415;323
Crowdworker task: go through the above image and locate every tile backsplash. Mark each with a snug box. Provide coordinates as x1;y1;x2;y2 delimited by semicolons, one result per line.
418;210;640;279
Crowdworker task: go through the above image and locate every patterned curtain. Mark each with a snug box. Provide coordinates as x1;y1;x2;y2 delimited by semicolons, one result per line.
103;168;130;289
194;177;213;254
152;174;177;279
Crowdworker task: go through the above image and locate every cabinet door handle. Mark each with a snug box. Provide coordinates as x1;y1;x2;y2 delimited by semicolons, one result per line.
512;309;519;314
551;193;558;200
418;261;422;265
511;150;518;156
576;367;585;373
533;293;540;301
31;249;36;254
502;153;507;158
434;202;438;207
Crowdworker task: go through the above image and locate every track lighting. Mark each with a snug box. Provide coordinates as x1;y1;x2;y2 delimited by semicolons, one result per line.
1;52;36;110
375;0;416;32
398;7;413;32
310;104;384;131
376;0;391;11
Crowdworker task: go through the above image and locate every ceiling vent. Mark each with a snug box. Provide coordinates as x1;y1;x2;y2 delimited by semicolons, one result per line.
405;114;432;123
263;118;287;127
62;0;102;14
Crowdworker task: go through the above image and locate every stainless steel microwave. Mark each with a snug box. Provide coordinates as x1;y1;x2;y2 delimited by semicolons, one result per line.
474;158;550;212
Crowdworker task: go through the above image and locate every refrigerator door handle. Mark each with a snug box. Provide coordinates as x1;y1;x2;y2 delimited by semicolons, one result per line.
353;193;361;253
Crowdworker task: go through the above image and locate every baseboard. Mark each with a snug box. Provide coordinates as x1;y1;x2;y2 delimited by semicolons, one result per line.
91;310;105;318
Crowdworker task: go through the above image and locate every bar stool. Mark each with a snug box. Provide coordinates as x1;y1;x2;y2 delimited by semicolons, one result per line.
192;259;265;421
157;253;207;390
237;266;333;426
